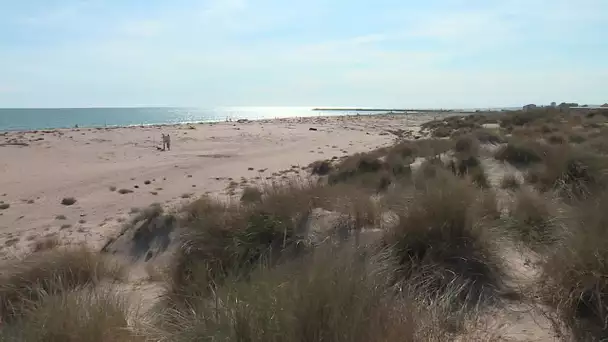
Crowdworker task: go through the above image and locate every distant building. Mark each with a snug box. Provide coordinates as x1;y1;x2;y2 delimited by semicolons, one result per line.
602;103;608;108
523;104;537;111
550;102;557;107
559;102;579;109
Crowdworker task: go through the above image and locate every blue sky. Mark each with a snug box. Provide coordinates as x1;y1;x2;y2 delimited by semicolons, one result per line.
1;0;607;108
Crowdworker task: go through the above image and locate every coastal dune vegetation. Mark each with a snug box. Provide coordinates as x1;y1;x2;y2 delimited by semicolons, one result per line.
2;105;608;341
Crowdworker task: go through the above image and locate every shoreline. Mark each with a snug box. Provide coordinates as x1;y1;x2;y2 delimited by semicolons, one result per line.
0;110;456;133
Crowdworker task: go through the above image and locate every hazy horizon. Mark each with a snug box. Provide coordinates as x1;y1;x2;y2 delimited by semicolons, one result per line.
2;0;606;108
0;105;525;110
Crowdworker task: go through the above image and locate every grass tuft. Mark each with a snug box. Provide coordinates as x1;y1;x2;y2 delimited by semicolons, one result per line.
240;186;263;203
494;140;544;167
540;194;608;340
155;246;453;342
475;129;504;144
505;189;558;247
500;173;520;190
32;236;60;252
453;135;479;155
384;171;504;309
0;288;140;342
310;160;332;175
0;248;124;321
526;146;608;199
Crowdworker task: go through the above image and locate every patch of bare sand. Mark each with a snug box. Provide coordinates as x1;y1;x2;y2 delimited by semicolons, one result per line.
476;148;564;341
0;114;431;258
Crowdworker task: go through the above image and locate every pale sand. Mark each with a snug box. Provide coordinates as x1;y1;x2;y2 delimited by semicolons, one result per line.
0;114;432;257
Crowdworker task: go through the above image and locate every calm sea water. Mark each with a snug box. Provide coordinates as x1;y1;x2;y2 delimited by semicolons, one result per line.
0;106;515;131
0;107;372;132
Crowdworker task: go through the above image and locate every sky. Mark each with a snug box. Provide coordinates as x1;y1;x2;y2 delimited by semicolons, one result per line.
1;0;607;108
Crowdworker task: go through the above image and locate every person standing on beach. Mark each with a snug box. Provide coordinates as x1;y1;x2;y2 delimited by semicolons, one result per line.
161;133;172;151
161;133;168;151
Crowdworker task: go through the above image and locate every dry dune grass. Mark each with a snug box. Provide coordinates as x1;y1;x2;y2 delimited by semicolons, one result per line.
504;189;561;247
500;173;520;190
167;180;381;307
153;246;459;342
0;248;124;319
494;139;545;167
0;247;127;342
384;170;505;311
539;194;608;341
322;138;457;192
1;288;141;342
526;145;608;199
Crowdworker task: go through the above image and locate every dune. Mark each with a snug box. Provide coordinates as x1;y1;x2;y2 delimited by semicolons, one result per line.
0;114;431;257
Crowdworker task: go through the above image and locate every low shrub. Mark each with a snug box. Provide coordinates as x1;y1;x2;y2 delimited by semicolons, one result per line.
475;129;504;144
494;140;545;167
453;135;480;156
526;146;608;199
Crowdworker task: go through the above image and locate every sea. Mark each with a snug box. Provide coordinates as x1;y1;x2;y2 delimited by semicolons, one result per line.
0;106;513;132
0;107;377;132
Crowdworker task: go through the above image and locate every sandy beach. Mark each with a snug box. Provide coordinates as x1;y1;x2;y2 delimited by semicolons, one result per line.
0;114;433;258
